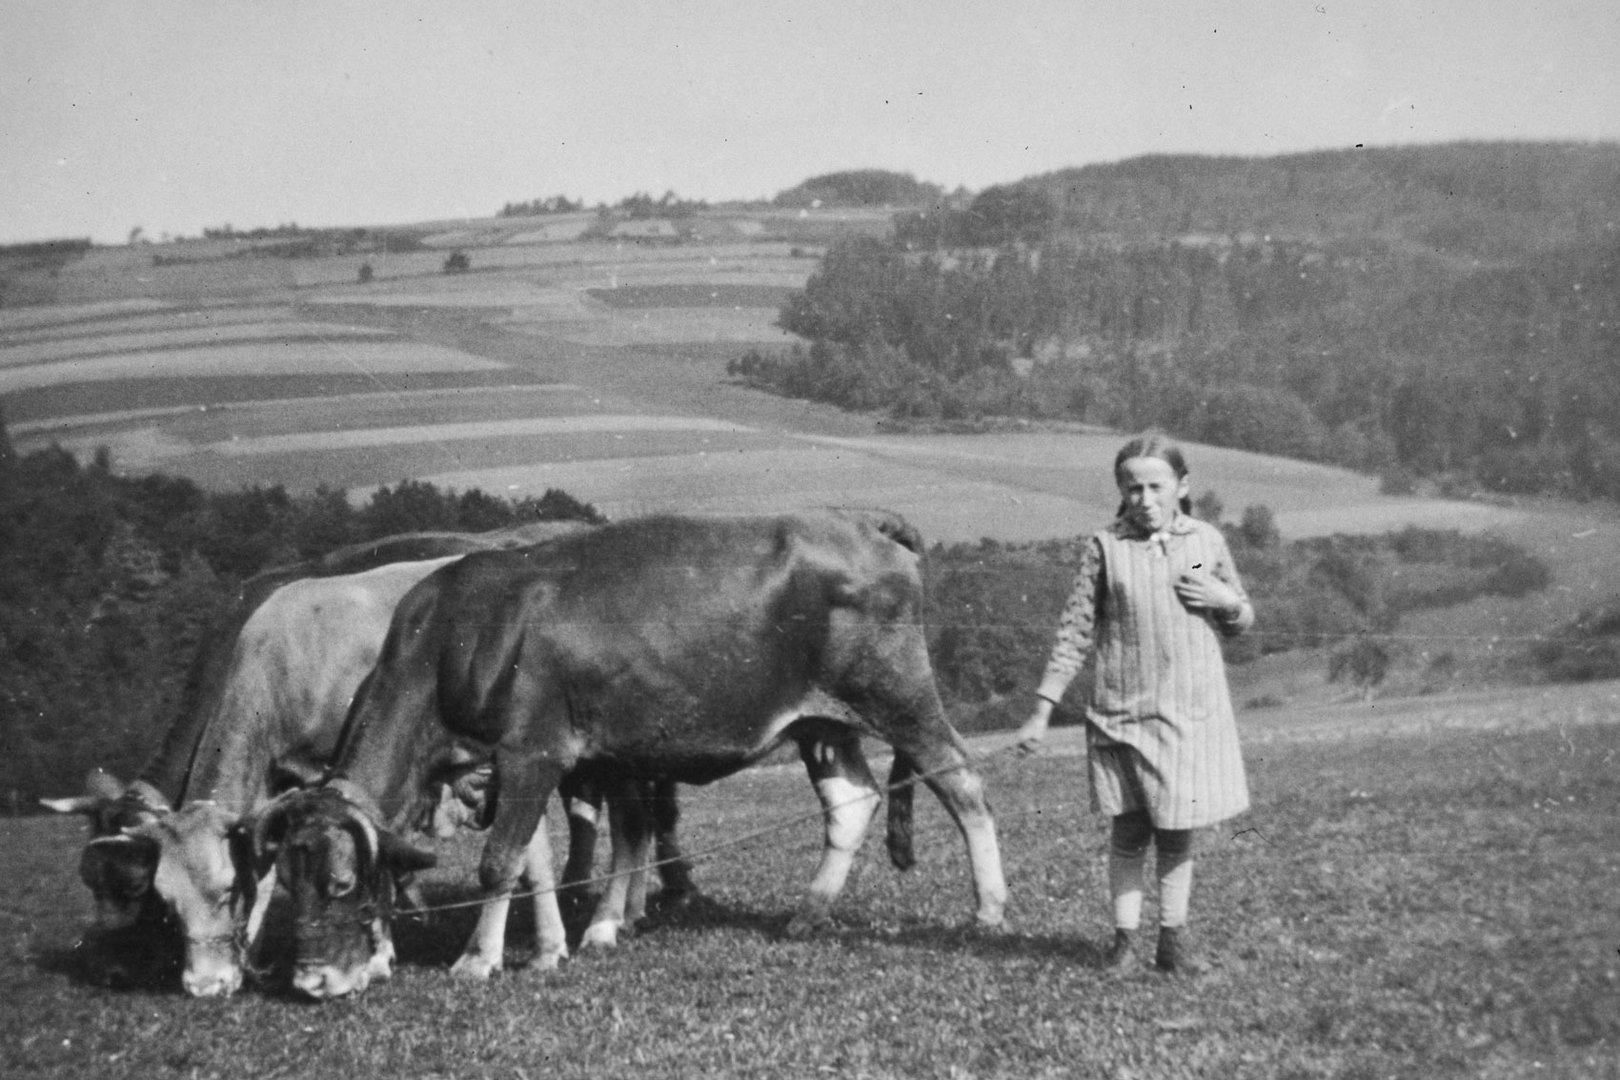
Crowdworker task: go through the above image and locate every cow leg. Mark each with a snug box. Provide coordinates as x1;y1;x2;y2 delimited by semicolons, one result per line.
890;737;1008;930
519;818;568;972
651;778;696;903
557;773;602;921
456;815;564;979
619;783;654;929
841;644;1009;930
581;782;653;949
785;733;881;938
452;749;563;980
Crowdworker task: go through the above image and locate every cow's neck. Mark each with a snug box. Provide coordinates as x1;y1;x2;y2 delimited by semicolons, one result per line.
331;708;444;834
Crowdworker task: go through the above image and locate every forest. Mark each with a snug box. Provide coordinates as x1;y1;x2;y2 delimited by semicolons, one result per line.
731;143;1620;500
3;401;1594;807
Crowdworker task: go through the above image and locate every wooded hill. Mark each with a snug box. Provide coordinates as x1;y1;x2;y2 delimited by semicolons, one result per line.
773;169;947;209
733;142;1620;500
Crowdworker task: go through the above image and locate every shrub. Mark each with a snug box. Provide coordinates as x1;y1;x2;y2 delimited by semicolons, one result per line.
1186;383;1330;462
1329;637;1393;698
1528;598;1620;682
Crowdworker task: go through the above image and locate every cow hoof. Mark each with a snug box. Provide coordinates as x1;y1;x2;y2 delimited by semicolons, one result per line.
580;921;622;950
182;973;242;998
450;954;500;980
530;948;567;972
653;886;698;913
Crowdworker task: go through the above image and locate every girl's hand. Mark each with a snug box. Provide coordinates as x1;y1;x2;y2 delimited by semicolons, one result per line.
1174;569;1241;616
1016;697;1055;754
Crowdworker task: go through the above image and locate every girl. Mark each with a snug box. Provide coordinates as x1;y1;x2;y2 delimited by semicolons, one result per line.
1017;433;1253;975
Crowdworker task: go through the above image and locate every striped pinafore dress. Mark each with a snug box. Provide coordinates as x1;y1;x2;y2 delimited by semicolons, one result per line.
1036;516;1251;830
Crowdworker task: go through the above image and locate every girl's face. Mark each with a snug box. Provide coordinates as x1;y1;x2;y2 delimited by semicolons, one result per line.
1116;455;1188;532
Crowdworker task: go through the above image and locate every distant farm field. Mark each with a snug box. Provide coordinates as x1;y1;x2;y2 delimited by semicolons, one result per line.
5;684;1618;1079
0;255;1545;545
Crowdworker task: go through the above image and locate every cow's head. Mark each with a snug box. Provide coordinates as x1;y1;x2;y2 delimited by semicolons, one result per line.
122;804;257;998
249;785;436;1000
42;771;171;933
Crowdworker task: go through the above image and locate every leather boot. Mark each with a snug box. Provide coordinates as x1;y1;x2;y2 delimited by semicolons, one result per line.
1102;927;1137;972
1154;925;1208;976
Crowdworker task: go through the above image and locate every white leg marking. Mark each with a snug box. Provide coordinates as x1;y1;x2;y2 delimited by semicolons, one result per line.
523;815;568;971
787;740;879;936
583;794;652;949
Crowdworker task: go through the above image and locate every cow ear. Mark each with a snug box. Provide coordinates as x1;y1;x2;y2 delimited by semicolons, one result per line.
377;831;437;874
87;769;126;802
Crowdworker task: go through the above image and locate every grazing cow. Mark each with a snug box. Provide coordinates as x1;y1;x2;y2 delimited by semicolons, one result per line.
41;520;687;994
254;510;1008;1000
58;557;460;996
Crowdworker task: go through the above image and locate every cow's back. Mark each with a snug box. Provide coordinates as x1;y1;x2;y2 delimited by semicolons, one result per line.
139;521;593;802
183;556;462;807
424;511;930;763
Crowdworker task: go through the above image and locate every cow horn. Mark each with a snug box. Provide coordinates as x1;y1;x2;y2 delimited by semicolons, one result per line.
39;794;100;815
122;819;167;842
88;832;159;857
246;791;298;871
320;784;383;878
341;806;381;878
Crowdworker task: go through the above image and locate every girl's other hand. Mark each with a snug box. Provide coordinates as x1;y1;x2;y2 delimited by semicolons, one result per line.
1174;568;1240;615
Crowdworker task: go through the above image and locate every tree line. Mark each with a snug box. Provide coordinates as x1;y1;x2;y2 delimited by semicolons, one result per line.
0;412;603;808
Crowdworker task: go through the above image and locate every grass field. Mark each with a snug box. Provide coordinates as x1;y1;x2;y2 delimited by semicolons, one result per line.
4;683;1617;1079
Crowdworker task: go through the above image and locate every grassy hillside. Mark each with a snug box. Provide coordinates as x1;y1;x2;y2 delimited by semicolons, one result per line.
5;693;1618;1077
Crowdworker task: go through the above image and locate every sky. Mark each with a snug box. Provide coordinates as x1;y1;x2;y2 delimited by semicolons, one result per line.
3;0;1618;245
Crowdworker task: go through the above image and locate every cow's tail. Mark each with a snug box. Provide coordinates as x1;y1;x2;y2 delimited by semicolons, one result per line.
885;752;918;871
